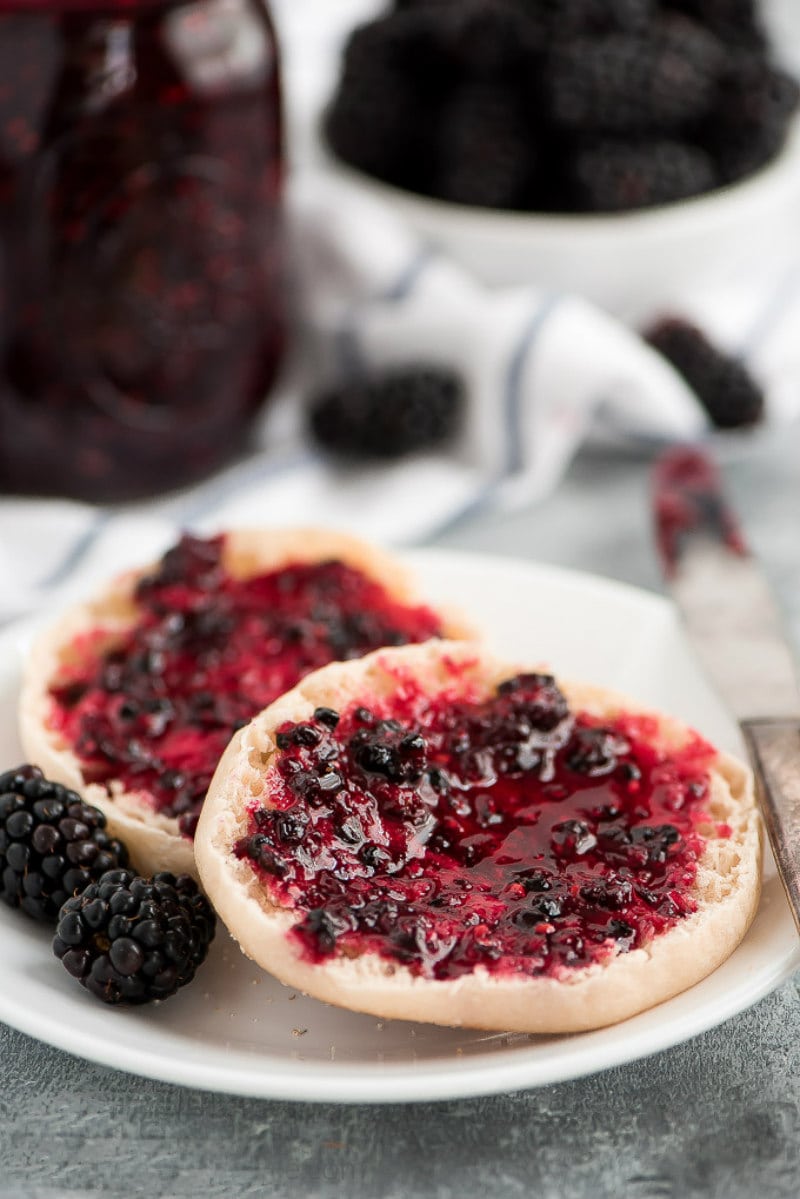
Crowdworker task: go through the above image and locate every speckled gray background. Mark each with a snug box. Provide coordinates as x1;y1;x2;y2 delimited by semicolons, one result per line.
2;437;799;1198
1;978;799;1199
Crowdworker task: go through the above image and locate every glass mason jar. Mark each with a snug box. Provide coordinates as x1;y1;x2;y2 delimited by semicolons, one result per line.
0;0;286;501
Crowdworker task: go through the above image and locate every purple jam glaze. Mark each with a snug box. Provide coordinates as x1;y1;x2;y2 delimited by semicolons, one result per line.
48;533;444;837
0;0;285;501
236;672;720;981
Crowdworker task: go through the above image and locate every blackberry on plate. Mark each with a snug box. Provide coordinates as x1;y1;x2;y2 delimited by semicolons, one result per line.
308;367;464;460
54;868;216;1005
0;764;128;923
644;317;765;428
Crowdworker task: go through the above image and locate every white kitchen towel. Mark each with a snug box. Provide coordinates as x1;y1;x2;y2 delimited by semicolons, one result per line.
0;168;798;624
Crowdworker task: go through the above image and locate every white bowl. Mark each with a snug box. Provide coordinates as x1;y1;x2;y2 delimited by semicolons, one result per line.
284;0;800;322
323;116;800;324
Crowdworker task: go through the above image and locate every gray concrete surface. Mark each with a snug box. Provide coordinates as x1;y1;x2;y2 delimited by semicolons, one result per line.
2;432;799;1198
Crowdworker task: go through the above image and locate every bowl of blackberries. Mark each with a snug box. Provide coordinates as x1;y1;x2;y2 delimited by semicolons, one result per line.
322;0;800;319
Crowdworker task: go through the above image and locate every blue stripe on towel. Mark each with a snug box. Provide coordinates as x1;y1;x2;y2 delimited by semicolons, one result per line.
379;245;438;303
420;293;563;543
37;511;112;589
503;294;561;475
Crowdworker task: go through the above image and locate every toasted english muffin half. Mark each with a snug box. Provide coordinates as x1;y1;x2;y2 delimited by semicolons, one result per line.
19;529;473;878
195;641;760;1034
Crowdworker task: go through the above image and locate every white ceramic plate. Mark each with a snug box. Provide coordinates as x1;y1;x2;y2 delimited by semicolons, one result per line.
0;549;796;1103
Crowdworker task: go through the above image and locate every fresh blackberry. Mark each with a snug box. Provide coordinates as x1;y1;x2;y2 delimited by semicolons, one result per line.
323;16;443;192
308;368;464;460
571;137;717;211
435;80;535;208
325;77;432;193
437;1;547;77
700;55;799;183
328;0;793;216
551;0;656;35
664;0;765;49
392;0;454;9
0;764;128;923
644;318;764;429
341;10;443;78
54;868;216;1005
547;17;724;134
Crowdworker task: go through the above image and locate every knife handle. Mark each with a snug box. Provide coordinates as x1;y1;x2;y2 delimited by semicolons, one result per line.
741;718;800;936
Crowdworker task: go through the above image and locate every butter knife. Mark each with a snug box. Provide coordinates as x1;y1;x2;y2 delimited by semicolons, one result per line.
652;446;800;935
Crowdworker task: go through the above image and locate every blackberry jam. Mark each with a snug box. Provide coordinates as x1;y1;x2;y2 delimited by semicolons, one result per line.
237;673;723;981
0;0;285;501
48;533;445;837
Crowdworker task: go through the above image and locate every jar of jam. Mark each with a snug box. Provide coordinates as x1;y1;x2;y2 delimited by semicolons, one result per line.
0;0;286;501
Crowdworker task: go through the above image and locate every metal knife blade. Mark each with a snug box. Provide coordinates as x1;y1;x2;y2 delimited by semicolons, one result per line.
653;446;800;933
653;447;800;722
